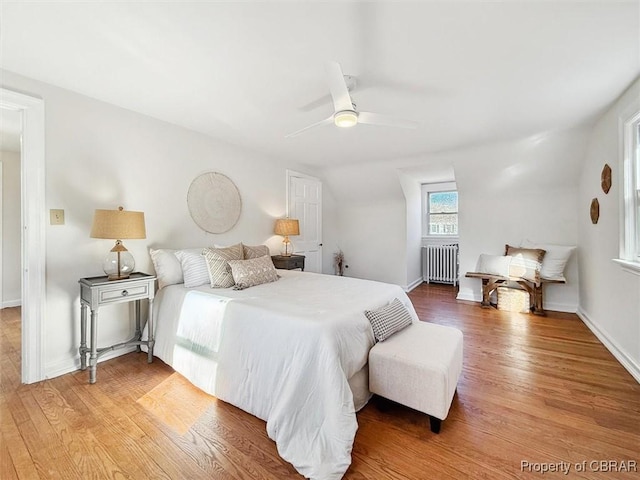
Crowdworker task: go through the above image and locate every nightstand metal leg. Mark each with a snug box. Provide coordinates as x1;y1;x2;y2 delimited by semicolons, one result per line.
80;304;87;370
89;308;98;384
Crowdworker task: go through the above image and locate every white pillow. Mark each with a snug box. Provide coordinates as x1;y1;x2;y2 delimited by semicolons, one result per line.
149;248;184;289
521;241;575;281
476;254;512;277
174;249;210;288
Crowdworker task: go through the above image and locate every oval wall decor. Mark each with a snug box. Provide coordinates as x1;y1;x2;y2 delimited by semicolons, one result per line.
590;198;600;225
601;164;612;194
187;172;242;233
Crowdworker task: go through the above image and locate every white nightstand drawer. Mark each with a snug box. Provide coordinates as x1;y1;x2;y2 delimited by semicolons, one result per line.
99;284;149;303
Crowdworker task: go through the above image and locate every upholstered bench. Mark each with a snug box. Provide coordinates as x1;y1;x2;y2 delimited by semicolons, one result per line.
368;321;463;433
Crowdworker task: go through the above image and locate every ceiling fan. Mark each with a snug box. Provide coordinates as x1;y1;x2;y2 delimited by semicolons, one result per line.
285;62;418;138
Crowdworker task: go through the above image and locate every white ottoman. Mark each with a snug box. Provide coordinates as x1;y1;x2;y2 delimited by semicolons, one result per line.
368;321;463;433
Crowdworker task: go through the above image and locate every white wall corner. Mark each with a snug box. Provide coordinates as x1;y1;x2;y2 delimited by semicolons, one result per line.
577;308;640;384
405;278;423;292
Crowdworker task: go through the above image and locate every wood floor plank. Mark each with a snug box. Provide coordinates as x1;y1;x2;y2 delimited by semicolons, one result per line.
2;284;639;479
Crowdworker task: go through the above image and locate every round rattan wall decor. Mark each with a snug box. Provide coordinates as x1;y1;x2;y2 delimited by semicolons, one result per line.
187;172;242;233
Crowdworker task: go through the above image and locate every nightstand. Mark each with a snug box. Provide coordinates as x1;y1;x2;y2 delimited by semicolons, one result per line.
79;272;156;383
271;254;305;271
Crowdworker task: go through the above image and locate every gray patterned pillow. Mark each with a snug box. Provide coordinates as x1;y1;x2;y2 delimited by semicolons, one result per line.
227;255;279;290
365;298;413;342
202;244;244;288
243;244;270;259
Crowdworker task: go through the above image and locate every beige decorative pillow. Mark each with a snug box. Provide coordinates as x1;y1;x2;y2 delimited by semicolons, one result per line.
202;243;244;288
243;244;270;259
227;255;279;290
504;245;546;284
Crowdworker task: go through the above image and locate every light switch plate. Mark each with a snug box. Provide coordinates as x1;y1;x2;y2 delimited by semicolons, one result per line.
50;209;65;225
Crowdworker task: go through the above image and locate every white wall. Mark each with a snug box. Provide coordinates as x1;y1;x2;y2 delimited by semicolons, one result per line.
451;129;588;312
398;172;422;289
577;76;640;382
320;161;408;287
1;70;316;379
1;150;21;307
323;129;587;309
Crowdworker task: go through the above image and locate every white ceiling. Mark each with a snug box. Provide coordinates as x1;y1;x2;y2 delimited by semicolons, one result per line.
1;1;638;167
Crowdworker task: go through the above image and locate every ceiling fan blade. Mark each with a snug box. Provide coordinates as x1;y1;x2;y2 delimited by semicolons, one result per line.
285;116;333;138
299;93;334;112
358;111;418;130
326;62;353;112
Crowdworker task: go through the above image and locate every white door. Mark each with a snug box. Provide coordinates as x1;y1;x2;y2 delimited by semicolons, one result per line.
288;172;322;273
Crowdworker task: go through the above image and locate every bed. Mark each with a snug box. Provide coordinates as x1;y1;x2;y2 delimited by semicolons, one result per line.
148;269;418;479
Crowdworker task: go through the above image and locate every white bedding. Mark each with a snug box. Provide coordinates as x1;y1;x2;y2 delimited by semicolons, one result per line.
149;270;418;479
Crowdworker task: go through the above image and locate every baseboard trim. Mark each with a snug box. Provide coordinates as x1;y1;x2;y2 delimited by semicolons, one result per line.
456;290;480;303
544;302;577;313
44;346;138;380
1;299;22;309
405;278;423;292
577;308;640;383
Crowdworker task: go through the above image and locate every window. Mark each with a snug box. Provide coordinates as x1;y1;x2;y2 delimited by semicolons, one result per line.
427;190;458;236
618;107;640;272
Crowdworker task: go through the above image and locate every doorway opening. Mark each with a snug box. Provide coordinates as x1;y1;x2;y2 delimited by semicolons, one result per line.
1;87;46;384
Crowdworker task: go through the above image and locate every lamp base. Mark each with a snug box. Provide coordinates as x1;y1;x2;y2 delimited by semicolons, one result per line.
103;241;136;280
107;273;132;281
280;236;295;257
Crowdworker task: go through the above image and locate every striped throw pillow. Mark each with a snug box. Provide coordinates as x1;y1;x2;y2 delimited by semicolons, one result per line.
365;298;413;342
175;249;210;288
202;244;244;288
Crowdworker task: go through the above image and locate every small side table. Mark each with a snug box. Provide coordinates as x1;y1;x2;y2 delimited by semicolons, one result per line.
271;254;305;271
79;272;156;383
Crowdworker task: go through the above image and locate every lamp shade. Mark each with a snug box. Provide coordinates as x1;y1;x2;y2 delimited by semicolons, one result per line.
90;207;146;240
274;218;299;236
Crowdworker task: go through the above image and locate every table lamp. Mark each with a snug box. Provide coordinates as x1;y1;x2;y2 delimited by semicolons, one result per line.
274;218;299;257
90;206;146;280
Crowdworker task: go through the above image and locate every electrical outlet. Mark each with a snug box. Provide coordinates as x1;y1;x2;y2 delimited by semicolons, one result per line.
50;209;65;225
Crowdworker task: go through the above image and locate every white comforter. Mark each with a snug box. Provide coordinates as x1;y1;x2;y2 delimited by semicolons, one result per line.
150;270;418;479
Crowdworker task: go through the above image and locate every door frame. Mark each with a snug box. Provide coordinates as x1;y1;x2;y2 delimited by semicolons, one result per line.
0;160;3;309
1;88;46;384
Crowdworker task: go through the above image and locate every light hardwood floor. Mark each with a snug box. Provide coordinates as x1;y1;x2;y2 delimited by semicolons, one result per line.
1;284;639;479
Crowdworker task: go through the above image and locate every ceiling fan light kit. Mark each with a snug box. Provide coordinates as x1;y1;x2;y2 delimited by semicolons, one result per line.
334;110;358;128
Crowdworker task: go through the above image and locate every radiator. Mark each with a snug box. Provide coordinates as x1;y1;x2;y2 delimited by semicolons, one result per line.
422;244;459;286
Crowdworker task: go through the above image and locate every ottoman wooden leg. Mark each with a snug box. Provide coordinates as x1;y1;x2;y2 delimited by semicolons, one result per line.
429;416;442;434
